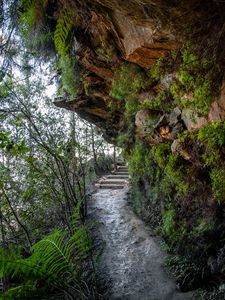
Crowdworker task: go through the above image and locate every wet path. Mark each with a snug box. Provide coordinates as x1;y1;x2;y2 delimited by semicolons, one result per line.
89;187;193;300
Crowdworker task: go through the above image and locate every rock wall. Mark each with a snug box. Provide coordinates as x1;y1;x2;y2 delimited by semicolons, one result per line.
54;0;225;141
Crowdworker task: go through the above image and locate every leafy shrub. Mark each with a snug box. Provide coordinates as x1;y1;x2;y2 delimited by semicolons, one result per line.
162;207;186;251
160;154;189;198
198;121;225;166
198;121;225;148
142;91;173;113
150;142;171;169
170;49;213;116
147;57;164;82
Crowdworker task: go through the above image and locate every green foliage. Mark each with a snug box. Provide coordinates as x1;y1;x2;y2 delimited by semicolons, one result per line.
190;217;214;238
169;82;181;105
181;49;199;69
165;255;205;290
58;55;78;96
162;207;186;251
96;39;113;64
0;81;10;97
195;286;225;300
0;131;28;156
125;97;141;116
125;142;155;182
54;5;76;56
162;207;175;237
160;154;189;197
20;0;49;38
53;3;78;97
0;211;93;299
198;121;225;148
170;49;213;116
192;79;212;115
117;132;130;148
198;121;225;166
210;167;225;204
142;91;168;112
147;57;163;82
110;65;143;100
20;0;78;96
150;142;171;169
127;143;145;177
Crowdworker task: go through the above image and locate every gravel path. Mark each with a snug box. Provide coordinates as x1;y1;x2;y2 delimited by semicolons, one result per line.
89;187;193;300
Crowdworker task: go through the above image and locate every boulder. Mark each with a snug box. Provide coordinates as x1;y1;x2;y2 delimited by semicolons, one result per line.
209;80;225;122
181;109;208;131
171;139;191;160
135;109;163;144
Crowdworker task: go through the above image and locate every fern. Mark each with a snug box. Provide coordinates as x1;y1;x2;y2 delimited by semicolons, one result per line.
58;55;78;96
20;0;49;37
54;5;76;56
0;208;94;299
54;4;78;97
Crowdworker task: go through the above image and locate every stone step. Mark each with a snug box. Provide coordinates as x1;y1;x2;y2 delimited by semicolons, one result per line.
99;184;125;189
113;172;129;176
107;175;129;179
100;179;128;185
116;158;124;163
115;162;125;166
117;167;128;170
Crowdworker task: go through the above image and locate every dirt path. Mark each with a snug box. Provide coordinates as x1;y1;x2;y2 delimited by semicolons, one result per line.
89;187;193;300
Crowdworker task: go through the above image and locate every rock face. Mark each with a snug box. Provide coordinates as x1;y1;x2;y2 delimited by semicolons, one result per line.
181;109;208;131
53;0;225;144
111;10;177;68
54;0;182;139
209;80;225;122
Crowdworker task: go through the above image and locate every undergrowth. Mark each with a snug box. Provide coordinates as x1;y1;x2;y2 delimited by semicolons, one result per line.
165;255;208;291
0;207;96;299
170;49;213;116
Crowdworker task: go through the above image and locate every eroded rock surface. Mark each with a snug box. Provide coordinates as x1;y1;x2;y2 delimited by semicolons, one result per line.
52;0;225;145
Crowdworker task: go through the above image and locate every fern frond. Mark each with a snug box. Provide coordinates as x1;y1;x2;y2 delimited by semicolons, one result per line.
31;229;75;282
0;206;93;298
70;226;92;263
20;0;49;37
54;5;76;56
58;55;78;96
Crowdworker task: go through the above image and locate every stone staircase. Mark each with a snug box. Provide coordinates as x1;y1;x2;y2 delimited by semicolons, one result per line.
96;159;129;190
